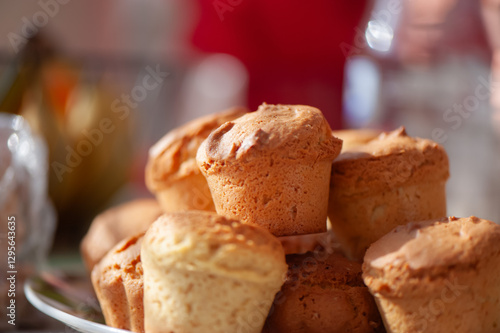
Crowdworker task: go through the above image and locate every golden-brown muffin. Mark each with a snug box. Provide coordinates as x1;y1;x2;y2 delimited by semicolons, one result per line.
141;211;287;333
332;128;382;151
145;107;247;212
328;127;449;260
265;250;384;333
91;234;144;333
80;199;162;271
363;216;500;333
197;103;343;236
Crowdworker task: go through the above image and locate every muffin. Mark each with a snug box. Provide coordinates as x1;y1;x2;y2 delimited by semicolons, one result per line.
332;128;381;151
278;220;339;255
141;211;287;333
197;103;343;236
328;127;449;260
265;250;384;333
91;234;145;333
146;107;247;212
278;232;333;255
81;199;162;271
363;216;500;333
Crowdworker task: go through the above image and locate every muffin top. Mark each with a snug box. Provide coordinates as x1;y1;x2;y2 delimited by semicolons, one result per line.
363;216;500;296
81;199;162;271
332;128;381;152
146;107;247;190
142;211;287;283
196;103;342;166
91;233;144;283
331;127;449;195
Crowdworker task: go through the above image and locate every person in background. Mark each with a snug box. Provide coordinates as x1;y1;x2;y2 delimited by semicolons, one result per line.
190;0;371;129
482;0;500;137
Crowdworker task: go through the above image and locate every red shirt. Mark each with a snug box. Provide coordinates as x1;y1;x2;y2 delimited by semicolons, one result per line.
191;0;369;128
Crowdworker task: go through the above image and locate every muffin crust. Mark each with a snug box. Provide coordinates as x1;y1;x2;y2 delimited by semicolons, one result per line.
266;250;384;333
197;103;342;236
146;107;247;212
363;216;500;333
81;199;162;271
91;234;145;333
142;211;287;333
329;127;449;260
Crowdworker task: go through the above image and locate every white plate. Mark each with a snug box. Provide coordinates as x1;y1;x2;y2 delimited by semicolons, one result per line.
25;273;131;333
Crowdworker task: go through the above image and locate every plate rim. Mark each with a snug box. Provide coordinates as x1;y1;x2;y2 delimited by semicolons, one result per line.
24;276;131;333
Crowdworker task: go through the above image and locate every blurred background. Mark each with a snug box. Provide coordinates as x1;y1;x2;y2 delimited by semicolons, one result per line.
1;0;500;250
0;0;499;327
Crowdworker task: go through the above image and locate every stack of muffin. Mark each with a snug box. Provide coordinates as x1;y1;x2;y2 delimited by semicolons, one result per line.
82;103;500;333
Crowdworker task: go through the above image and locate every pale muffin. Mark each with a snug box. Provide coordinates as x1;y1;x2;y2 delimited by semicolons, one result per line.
81;199;162;271
146;107;247;212
91;234;144;333
197;103;342;236
329;127;449;260
141;211;287;333
363;216;500;333
265;250;384;333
